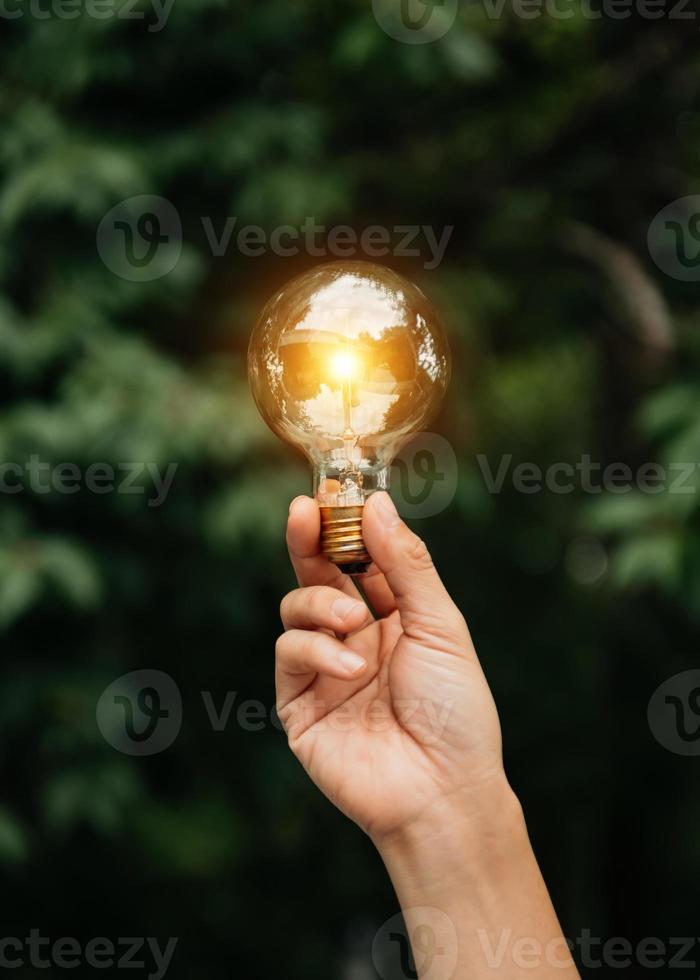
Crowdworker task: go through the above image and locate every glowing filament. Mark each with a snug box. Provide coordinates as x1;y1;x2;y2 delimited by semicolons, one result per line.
330;350;358;381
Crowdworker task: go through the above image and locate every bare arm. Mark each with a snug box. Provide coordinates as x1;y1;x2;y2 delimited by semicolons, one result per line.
276;491;579;978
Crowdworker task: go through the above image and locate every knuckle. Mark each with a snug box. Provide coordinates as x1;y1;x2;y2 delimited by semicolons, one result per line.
307;584;328;609
404;606;469;655
274;633;290;659
279;591;295;623
276;700;292;729
406;533;434;572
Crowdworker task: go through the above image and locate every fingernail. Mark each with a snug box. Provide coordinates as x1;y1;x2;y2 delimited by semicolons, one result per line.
373;492;400;528
338;650;366;674
332;596;363;620
289;495;306;515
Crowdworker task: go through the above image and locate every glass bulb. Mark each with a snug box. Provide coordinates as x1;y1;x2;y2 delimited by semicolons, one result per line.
248;261;450;571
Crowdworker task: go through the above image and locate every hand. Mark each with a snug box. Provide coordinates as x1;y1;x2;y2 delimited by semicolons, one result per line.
275;491;508;845
277;492;579;980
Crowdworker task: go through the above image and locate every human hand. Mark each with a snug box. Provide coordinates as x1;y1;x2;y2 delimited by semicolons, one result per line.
275;491;509;847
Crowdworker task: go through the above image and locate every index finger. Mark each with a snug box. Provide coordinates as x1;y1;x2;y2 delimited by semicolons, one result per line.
286;496;396;617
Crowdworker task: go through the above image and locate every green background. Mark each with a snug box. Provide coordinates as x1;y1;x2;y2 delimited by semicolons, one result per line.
1;3;699;976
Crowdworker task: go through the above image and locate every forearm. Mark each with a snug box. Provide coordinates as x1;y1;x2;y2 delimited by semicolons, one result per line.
375;777;580;978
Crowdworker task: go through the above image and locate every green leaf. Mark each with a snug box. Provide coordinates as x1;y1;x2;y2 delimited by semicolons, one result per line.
0;807;29;864
608;532;681;591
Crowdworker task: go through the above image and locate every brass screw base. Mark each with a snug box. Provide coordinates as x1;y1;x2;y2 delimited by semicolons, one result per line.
319;504;370;572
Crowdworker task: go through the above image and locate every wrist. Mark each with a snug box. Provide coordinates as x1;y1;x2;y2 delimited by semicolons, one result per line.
374;773;529;901
373;778;578;979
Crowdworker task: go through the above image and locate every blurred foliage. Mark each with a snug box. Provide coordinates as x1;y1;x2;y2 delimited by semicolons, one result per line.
1;2;700;977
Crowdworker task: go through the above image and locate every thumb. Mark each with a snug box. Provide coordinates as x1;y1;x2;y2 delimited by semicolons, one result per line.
362;492;468;648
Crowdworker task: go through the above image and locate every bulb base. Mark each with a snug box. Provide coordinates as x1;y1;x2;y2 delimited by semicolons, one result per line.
319;505;370;573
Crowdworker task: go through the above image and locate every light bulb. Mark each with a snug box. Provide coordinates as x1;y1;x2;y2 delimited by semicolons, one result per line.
248;261;451;573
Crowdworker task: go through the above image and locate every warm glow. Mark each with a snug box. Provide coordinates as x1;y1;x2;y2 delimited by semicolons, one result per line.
329;350;358;381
